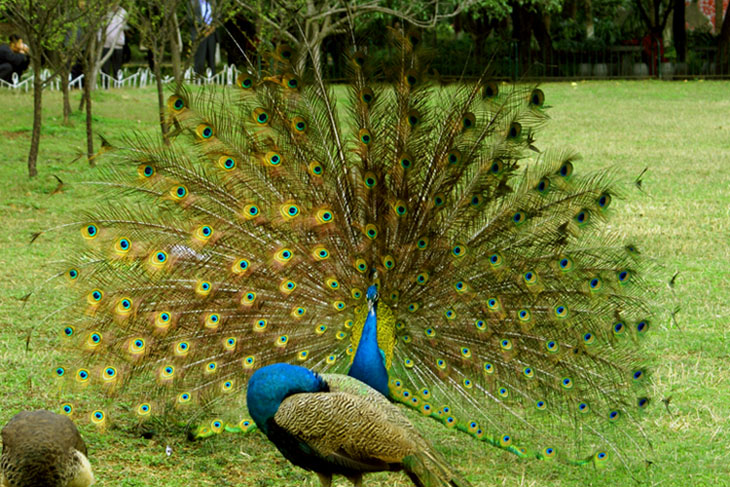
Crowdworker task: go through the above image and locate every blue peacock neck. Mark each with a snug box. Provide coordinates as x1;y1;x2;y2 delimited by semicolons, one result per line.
247;363;329;435
348;285;390;397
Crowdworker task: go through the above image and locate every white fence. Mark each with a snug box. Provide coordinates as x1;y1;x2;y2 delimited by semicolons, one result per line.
0;64;242;91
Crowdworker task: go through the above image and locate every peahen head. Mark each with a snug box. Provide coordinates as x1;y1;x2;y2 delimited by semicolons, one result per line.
247;363;328;435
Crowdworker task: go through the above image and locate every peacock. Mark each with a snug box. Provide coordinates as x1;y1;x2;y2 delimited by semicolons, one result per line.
1;410;95;487
247;363;471;487
40;27;654;476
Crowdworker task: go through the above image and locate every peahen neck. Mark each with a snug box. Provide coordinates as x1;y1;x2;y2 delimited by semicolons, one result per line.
348;289;390;397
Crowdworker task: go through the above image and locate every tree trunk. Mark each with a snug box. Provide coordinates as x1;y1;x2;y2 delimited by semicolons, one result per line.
511;3;534;78
170;34;182;84
170;14;183;84
61;64;72;125
568;0;577;19
153;49;169;142
672;0;686;62
585;0;594;38
718;3;730;74
78;88;86;111
28;56;43;178
717;0;726;32
83;53;94;164
533;12;554;75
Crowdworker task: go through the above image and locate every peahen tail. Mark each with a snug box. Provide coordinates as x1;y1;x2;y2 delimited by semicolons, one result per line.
35;26;655;472
402;450;472;487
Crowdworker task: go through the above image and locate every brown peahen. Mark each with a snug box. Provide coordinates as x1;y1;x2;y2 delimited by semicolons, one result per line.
41;29;654;475
1;410;95;487
247;363;471;487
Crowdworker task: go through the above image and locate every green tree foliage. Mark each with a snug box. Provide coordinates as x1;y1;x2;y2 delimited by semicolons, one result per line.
234;0;476;69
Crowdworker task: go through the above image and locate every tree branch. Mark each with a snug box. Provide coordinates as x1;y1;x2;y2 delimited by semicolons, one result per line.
634;0;653;28
659;0;675;31
235;0;300;45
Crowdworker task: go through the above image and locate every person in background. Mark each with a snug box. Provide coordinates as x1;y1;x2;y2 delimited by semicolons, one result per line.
101;5;128;78
0;34;30;83
192;0;218;75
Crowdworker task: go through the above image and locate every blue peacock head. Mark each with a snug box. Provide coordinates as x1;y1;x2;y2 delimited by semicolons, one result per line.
366;284;379;304
246;363;328;434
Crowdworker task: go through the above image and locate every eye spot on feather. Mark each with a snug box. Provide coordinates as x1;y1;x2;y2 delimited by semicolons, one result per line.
446;150;461;165
359;88;374;104
483;81;498;98
237;74;253;89
407;109;420;127
598;193;612;209
517;309;531;322
243;356;255;368
171;185;188;200
253;108;269;125
219;156;237;171
308;161;324;176
76;369;90;383
168;95;186;111
359;129;372;145
535;177;550;194
196;124;214;139
530;88;545;106
558;161;574;178
138;164;156;178
90;410;106;425
81;223;99;240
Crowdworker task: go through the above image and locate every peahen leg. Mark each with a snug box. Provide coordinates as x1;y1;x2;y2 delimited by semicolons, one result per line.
316;472;333;487
346;474;363;487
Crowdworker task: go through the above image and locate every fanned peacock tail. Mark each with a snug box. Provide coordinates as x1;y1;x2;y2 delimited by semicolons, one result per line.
41;29;654;471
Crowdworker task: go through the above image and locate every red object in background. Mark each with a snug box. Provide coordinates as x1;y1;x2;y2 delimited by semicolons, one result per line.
688;0;729;32
641;33;665;74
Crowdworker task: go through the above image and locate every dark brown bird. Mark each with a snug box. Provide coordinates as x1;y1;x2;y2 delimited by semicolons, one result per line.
1;410;94;487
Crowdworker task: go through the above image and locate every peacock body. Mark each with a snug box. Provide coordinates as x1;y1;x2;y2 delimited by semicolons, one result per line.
247;363;470;487
45;29;653;473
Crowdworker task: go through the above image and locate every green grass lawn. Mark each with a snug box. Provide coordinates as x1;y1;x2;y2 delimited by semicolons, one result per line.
0;80;729;486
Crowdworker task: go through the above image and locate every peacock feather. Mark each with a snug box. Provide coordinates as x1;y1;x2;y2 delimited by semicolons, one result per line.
40;29;654;472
